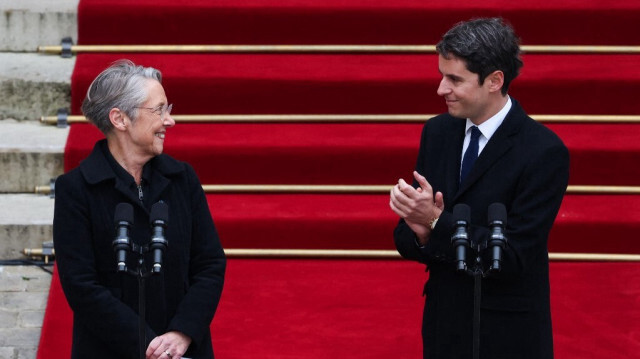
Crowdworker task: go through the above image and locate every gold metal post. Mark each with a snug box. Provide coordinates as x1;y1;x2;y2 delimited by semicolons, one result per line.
36;184;640;195
567;185;640;194
200;184;640;195
23;247;54;264
34;185;52;195
20;246;640;261
37;44;640;55
200;184;390;193
40;114;640;125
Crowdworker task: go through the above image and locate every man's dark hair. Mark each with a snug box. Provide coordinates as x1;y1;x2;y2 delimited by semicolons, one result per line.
436;18;523;95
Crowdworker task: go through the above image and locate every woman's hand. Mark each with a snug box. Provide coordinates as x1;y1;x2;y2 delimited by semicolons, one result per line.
146;331;192;359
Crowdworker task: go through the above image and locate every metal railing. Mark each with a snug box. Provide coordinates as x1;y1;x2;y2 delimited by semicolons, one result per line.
34;183;640;195
40;113;640;126
37;44;640;55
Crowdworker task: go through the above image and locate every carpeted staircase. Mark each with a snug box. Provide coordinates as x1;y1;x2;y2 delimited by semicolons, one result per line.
38;1;640;358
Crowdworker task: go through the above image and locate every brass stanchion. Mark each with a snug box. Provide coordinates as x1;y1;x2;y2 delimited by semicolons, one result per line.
200;184;640;195
36;184;640;195
21;247;640;262
37;44;640;55
40;114;640;125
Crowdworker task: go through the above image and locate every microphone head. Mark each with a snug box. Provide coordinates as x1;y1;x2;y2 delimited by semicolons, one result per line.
488;203;507;225
150;201;169;224
452;203;471;223
114;202;134;225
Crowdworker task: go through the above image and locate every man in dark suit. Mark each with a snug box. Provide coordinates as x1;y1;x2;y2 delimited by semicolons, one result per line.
390;18;569;359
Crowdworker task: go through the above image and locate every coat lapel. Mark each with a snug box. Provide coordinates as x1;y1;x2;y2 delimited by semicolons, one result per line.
80;140;184;208
453;101;525;202
146;154;184;205
443;118;466;202
147;170;171;205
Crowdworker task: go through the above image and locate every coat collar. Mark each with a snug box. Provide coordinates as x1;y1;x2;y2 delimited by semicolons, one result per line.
79;139;185;207
453;99;527;201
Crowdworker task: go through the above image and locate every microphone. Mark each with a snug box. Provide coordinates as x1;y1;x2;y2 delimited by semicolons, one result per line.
149;202;169;274
488;203;508;272
451;204;471;272
113;203;133;272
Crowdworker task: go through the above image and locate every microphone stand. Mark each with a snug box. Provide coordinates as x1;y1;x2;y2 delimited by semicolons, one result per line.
463;237;505;359
113;202;168;359
115;202;168;359
454;203;507;359
468;242;487;359
122;243;154;359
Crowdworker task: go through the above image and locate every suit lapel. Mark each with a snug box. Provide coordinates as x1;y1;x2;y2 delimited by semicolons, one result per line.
453;101;525;201
443;118;466;201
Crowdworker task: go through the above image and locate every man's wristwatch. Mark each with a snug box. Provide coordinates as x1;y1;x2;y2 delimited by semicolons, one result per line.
429;216;439;230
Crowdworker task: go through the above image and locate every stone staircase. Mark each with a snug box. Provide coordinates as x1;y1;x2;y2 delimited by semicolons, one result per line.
0;1;78;357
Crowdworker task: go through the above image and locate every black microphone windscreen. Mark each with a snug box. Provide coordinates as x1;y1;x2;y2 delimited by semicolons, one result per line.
453;203;471;223
114;203;134;224
150;202;169;223
488;203;507;225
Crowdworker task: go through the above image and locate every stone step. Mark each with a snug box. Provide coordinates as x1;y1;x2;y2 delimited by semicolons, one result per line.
0;120;68;193
0;53;74;122
0;1;77;357
0;0;78;52
0;194;54;260
0;264;51;359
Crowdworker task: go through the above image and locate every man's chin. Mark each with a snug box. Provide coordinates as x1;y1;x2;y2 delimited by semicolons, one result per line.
447;109;462;118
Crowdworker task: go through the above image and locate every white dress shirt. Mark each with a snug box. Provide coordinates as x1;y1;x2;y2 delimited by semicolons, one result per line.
460;96;512;169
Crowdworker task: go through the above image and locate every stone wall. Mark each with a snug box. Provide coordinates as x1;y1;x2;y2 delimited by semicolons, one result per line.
0;0;78;358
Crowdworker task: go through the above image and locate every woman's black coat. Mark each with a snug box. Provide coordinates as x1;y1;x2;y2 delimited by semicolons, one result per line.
53;140;226;359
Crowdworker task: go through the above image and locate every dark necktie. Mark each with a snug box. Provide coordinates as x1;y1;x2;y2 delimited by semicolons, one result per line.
460;126;481;184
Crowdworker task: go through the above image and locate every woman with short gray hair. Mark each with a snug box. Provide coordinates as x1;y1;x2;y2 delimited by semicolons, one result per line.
82;60;163;134
53;59;226;359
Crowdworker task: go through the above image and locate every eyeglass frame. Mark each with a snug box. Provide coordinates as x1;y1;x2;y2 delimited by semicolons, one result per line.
136;103;173;118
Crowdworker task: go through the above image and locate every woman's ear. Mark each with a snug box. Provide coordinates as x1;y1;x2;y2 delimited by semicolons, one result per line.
109;108;127;131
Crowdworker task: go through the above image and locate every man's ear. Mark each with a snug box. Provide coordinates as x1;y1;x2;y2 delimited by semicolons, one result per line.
109;108;127;131
486;70;505;94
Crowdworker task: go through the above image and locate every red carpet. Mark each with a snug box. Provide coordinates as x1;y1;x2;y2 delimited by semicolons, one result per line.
71;54;640;115
204;193;640;254
39;261;640;358
38;0;640;358
78;0;640;45
61;124;640;254
64;122;640;186
550;262;640;358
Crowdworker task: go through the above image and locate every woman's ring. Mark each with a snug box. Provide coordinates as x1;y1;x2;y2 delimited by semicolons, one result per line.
165;350;172;357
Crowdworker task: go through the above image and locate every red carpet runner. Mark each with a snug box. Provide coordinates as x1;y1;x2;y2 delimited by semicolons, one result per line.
37;0;640;358
40;261;640;358
70;54;640;116
77;0;640;45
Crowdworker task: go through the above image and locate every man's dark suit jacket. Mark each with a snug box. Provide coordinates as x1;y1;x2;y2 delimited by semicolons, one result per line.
394;99;569;359
53;140;226;359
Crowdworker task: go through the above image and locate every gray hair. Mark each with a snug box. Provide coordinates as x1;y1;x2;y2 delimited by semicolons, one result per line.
81;59;162;134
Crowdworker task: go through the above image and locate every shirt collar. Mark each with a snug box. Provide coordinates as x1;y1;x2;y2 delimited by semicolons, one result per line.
465;96;512;140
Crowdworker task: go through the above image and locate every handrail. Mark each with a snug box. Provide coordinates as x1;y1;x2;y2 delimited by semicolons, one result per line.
22;247;640;262
200;184;640;194
40;114;640;125
223;249;640;261
37;44;640;54
35;184;640;195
